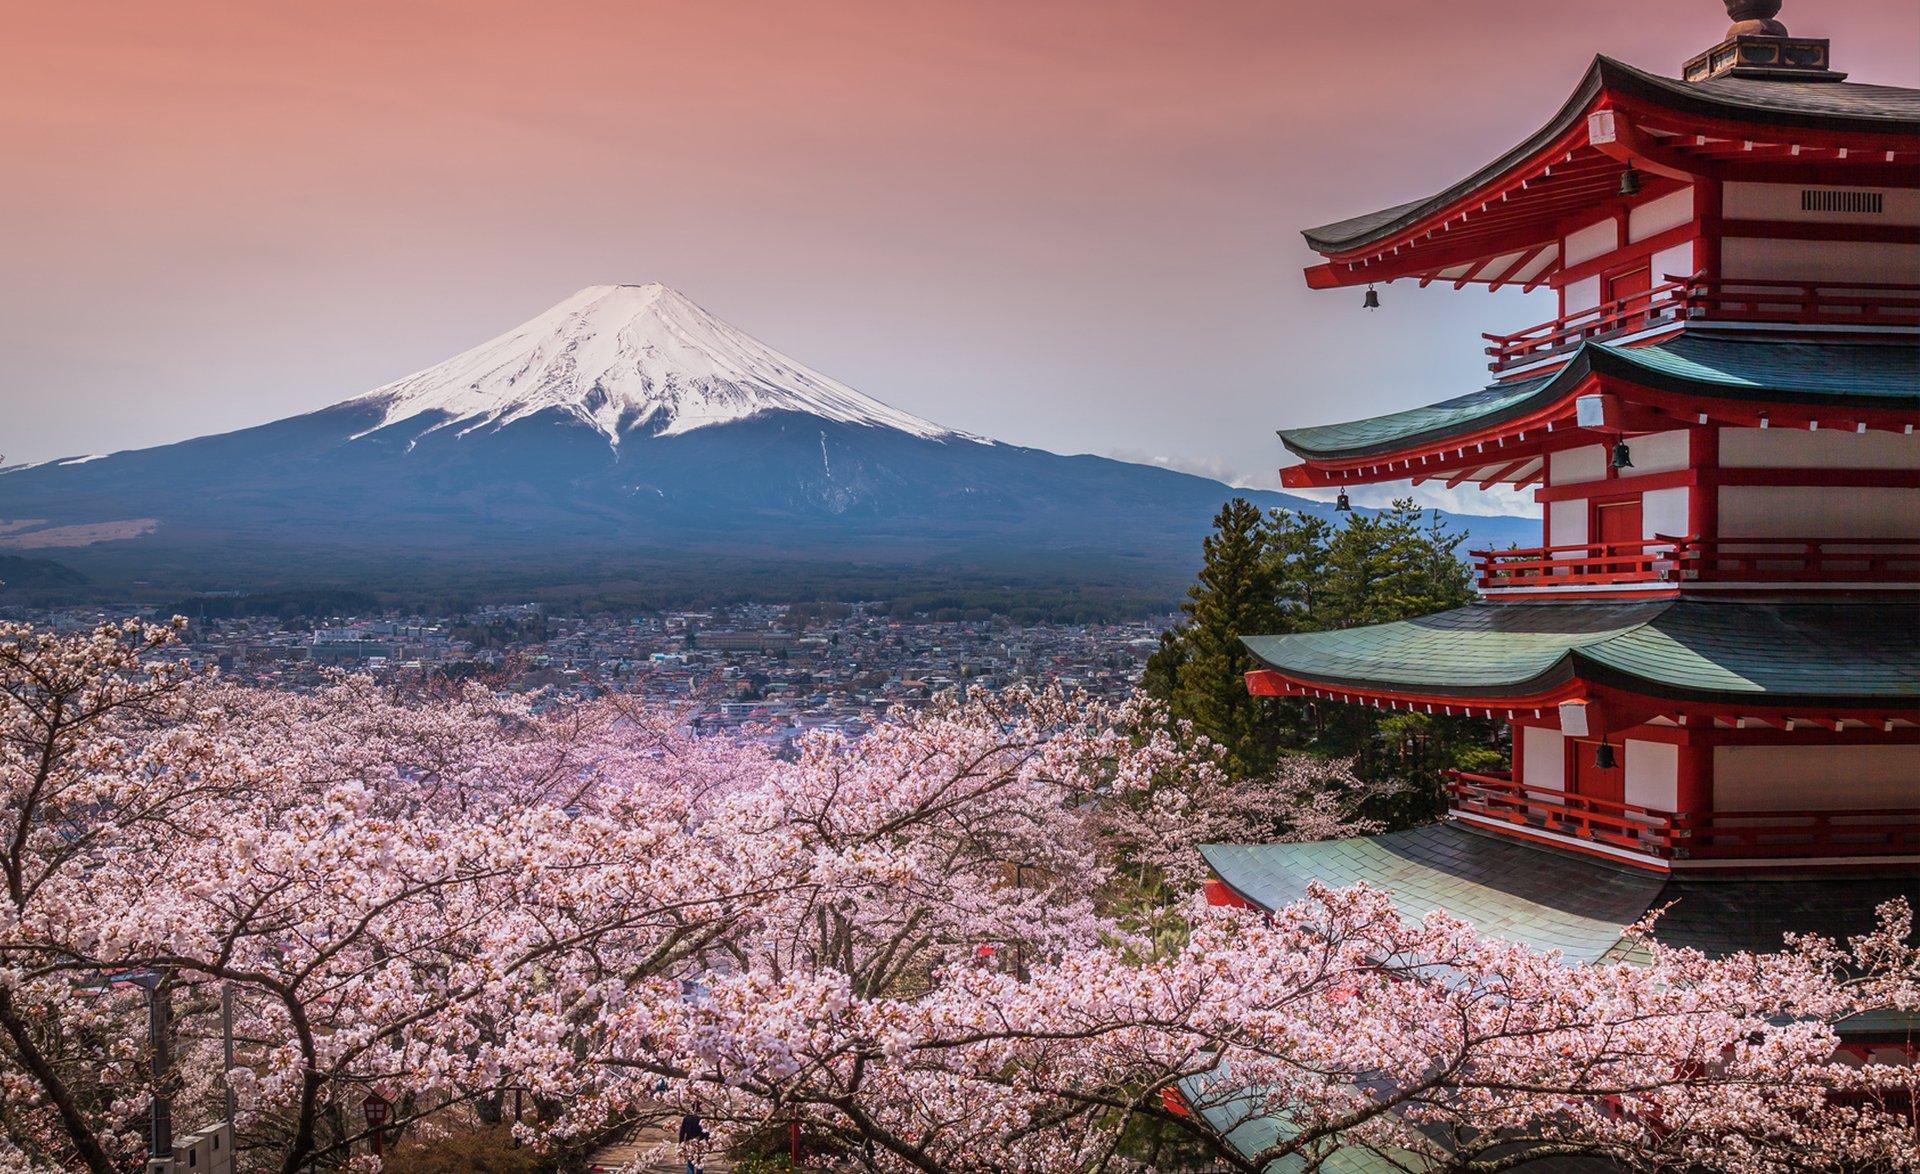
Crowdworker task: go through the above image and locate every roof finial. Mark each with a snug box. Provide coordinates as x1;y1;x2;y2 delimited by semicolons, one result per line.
1724;0;1787;38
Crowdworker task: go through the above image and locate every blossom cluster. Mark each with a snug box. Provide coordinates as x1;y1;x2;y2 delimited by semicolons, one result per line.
0;621;1911;1172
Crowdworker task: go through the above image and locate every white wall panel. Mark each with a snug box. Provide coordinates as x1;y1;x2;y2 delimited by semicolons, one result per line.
1630;188;1695;241
1642;487;1689;540
1722;237;1920;283
1719;487;1920;539
1548;500;1586;547
1628;429;1689;474
1723;181;1920;226
1719;427;1920;469
1653;242;1696;284
1550;444;1608;485
1714;745;1920;811
1624;739;1678;811
1523;726;1566;793
1565;219;1620;267
1563;275;1602;315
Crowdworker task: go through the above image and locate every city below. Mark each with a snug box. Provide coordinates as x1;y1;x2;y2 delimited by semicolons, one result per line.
9;600;1170;739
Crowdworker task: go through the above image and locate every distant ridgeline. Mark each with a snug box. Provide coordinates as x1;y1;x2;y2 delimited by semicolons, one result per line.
0;284;1535;607
0;555;89;591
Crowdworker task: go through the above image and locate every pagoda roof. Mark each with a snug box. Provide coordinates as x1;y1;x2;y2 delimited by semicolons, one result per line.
1278;334;1919;470
1240;599;1920;709
1306;57;1919;256
1173;1070;1413;1174
1301;56;1919;289
1193;825;1918;1167
1201;822;1920;968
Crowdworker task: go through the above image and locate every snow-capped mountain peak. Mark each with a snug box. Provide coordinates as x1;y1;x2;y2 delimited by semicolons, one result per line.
350;283;968;446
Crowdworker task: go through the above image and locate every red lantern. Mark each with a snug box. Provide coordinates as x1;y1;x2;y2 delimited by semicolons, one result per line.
362;1089;393;1156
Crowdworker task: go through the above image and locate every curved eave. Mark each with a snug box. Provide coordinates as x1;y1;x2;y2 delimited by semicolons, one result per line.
1303;57;1609;256
1276;337;1920;484
1240;601;1920;715
1302;56;1920;287
1246;658;1920;716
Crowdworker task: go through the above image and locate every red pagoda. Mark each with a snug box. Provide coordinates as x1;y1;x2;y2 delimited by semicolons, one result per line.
1203;0;1917;1052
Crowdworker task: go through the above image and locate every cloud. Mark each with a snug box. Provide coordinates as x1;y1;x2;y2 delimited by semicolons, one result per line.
1104;450;1261;485
1106;450;1542;519
1285;479;1541;519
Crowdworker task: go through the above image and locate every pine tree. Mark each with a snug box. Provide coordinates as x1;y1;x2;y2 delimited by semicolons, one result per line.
1156;499;1289;776
1147;497;1489;794
1320;499;1471;628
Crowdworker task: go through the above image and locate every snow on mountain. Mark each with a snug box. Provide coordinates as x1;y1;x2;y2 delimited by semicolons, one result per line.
349;283;971;447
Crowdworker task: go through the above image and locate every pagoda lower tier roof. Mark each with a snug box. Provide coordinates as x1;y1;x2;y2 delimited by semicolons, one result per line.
1201;822;1920;971
1240;599;1920;710
1195;826;1917;1166
1279;334;1920;467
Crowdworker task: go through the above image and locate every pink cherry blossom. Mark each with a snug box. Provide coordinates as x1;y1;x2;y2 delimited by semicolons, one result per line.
0;620;1911;1172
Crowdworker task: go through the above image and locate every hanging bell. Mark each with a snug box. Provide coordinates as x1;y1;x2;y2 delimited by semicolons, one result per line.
1594;740;1617;770
1335;491;1352;512
1610;440;1634;469
1362;285;1380;311
1618;164;1642;197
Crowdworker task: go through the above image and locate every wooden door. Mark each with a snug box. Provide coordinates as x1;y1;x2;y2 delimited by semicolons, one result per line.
1607;265;1652;329
1591;498;1643;577
1570;740;1626;808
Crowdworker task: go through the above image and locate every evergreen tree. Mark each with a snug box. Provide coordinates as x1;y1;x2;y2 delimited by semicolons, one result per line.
1148;497;1495;815
1320;499;1472;628
1149;499;1288;776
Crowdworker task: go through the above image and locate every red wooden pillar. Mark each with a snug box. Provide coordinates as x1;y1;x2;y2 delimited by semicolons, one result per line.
1674;739;1712;815
1687;428;1719;545
1692;178;1722;285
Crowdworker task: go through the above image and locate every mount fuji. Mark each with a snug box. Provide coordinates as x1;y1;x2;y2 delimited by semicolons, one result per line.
0;284;1530;601
349;283;969;447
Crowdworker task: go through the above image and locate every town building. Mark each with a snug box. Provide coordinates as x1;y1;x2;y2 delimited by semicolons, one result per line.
1202;0;1918;1098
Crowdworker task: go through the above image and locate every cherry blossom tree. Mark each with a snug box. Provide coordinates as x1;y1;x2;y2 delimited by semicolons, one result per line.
0;619;1912;1173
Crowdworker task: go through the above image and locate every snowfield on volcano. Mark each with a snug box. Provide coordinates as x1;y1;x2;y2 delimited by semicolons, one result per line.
350;283;972;447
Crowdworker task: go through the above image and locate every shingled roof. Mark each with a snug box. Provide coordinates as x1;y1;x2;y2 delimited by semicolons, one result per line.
1240;599;1920;708
1192;824;1918;1170
1201;822;1920;969
1277;335;1920;462
1304;55;1920;254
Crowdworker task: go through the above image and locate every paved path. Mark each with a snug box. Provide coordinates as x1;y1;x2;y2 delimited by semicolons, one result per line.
585;1120;733;1173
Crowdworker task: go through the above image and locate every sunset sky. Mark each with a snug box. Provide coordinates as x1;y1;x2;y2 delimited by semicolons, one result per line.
5;0;1916;512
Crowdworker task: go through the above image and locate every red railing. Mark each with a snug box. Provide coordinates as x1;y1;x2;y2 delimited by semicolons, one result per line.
1473;537;1682;589
1670;809;1920;861
1662;535;1920;584
1484;278;1691;369
1483;274;1920;371
1676;276;1920;331
1472;535;1920;590
1447;771;1920;861
1448;771;1677;855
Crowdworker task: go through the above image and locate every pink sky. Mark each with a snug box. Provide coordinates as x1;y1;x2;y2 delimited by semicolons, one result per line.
4;0;1915;510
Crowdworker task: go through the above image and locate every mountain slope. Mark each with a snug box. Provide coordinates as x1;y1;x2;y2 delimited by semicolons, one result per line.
351;283;963;445
0;285;1535;598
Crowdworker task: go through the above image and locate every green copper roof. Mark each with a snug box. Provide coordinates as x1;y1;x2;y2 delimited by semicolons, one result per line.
1204;824;1919;965
1278;335;1920;462
1176;1069;1415;1174
1203;827;1664;964
1198;826;1920;1162
1241;600;1920;707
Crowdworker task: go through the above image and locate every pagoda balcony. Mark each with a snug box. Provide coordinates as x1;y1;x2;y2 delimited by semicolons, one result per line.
1447;771;1920;864
1472;535;1920;593
1483;276;1920;373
